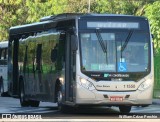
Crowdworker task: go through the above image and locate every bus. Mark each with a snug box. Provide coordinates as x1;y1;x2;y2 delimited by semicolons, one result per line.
0;41;8;95
8;13;154;113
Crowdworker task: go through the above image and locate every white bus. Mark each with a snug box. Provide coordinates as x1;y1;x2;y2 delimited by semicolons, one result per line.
8;13;154;113
0;41;8;95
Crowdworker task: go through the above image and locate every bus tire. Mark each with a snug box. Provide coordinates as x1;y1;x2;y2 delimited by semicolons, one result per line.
19;80;29;107
57;85;69;113
29;100;40;107
119;106;131;113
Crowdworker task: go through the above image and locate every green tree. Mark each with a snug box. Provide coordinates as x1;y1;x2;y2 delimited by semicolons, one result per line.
0;0;68;40
145;1;160;52
94;0;154;15
66;0;89;13
26;0;67;22
0;0;28;41
0;0;27;40
0;0;158;41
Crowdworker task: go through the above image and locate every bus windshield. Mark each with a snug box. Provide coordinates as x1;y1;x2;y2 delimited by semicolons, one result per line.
80;31;150;73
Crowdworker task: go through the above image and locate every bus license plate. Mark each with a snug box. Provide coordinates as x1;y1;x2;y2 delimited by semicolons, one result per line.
110;96;123;101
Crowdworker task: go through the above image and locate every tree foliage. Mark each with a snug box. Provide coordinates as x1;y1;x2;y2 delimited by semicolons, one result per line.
0;0;159;54
66;0;89;13
145;1;160;52
0;0;28;40
26;0;67;22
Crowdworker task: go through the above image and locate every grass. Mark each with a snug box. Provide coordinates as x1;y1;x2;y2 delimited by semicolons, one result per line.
154;53;160;98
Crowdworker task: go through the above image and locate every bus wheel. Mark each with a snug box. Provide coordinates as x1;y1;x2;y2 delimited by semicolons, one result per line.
57;88;63;110
29;100;40;107
19;81;29;107
57;87;69;112
119;106;131;113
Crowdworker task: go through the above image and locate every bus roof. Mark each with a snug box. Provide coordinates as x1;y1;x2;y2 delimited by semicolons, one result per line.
0;41;8;48
9;13;147;36
40;13;145;21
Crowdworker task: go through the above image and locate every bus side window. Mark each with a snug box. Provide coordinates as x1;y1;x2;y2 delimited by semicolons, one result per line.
0;49;2;59
47;41;58;73
36;44;42;71
4;48;7;59
0;48;7;65
51;44;58;63
23;46;28;73
0;48;6;60
42;40;54;74
55;39;65;71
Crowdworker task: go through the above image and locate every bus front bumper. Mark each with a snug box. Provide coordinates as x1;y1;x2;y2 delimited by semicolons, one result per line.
76;84;153;106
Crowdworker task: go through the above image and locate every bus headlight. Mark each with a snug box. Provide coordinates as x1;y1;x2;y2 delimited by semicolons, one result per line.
138;79;152;91
79;78;95;91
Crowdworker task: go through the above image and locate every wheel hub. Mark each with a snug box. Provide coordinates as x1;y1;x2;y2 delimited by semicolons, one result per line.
58;91;62;104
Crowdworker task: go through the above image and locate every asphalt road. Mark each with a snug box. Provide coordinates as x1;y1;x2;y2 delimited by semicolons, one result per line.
0;96;160;120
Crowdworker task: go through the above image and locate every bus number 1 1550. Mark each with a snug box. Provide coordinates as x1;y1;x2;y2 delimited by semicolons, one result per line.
124;84;136;88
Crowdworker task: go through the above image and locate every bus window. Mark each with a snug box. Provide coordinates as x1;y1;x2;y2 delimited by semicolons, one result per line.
42;40;56;74
26;42;36;74
117;32;149;72
51;44;58;63
23;46;28;74
55;35;65;71
4;48;7;59
0;49;2;59
36;44;42;71
0;48;8;65
80;33;116;71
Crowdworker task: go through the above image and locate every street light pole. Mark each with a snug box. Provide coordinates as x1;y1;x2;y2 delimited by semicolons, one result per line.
88;0;90;13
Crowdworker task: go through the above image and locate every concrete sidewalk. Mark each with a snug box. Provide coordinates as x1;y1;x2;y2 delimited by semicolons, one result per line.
152;99;160;105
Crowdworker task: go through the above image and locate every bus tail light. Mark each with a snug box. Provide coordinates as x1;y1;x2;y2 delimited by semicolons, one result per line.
138;79;152;91
79;78;95;91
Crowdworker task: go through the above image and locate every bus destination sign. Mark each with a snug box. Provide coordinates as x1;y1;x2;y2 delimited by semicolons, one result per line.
87;22;139;29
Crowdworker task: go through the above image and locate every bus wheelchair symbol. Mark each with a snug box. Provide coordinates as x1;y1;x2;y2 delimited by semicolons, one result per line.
118;62;127;72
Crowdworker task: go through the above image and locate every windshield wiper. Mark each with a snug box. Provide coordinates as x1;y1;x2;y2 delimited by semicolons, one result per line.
95;29;108;64
95;29;107;53
121;30;133;52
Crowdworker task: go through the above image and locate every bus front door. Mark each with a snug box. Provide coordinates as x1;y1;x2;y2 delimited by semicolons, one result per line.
65;34;76;102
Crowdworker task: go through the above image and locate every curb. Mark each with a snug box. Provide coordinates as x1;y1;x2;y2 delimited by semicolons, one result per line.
152;99;160;105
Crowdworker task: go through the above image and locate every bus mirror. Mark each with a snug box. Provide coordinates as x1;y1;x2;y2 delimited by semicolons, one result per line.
51;48;57;62
71;35;78;51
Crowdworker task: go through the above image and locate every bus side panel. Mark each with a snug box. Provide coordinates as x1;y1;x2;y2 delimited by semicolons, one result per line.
18;32;65;102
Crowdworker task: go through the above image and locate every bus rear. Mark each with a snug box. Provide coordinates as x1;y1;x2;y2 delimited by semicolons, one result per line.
76;15;153;113
0;41;8;94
